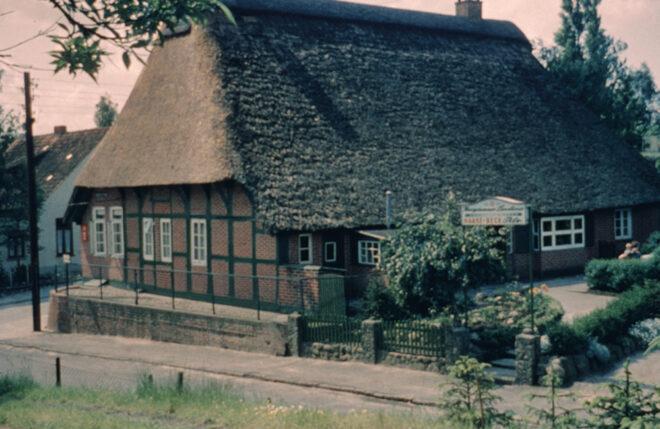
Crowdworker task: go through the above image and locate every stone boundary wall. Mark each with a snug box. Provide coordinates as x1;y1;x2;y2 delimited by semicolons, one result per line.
49;292;289;356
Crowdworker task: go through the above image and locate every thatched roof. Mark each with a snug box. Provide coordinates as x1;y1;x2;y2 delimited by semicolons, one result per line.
8;128;106;196
76;0;660;231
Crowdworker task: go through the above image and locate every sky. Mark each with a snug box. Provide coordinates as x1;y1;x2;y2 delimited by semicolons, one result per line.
0;0;658;135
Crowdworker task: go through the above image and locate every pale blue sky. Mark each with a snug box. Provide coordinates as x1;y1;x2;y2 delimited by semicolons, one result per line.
0;0;658;134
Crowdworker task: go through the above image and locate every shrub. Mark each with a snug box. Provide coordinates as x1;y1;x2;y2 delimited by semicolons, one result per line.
469;290;564;356
628;318;660;347
585;257;659;292
546;322;588;356
361;278;406;320
381;195;508;317
641;230;660;254
573;282;660;344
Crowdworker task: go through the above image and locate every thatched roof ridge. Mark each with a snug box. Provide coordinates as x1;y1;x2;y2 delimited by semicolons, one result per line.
75;1;660;231
224;0;528;44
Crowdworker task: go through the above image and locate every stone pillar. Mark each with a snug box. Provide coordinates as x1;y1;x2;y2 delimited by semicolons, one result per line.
361;319;383;364
515;330;540;385
287;312;305;357
446;326;470;363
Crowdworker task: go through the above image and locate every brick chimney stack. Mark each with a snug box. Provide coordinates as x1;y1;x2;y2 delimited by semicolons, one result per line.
456;0;482;19
54;125;67;135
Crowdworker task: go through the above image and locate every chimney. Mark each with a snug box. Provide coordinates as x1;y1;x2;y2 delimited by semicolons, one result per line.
54;125;67;135
456;0;482;19
385;190;393;229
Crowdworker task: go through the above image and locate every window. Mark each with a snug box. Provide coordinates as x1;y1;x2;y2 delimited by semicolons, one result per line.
142;218;154;261
358;240;380;265
540;215;585;251
324;241;337;263
191;219;207;266
91;207;106;256
6;236;25;260
298;234;312;264
614;208;632;240
55;218;73;256
160;218;172;263
110;207;124;257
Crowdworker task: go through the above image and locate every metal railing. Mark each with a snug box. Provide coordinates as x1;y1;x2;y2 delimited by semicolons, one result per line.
382;319;448;357
64;262;320;319
302;315;362;347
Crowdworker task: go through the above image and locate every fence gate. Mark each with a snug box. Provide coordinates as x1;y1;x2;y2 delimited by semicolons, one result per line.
317;275;346;316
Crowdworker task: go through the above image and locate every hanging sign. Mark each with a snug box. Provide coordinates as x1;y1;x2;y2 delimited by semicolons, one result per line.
461;196;529;226
62;254;71;264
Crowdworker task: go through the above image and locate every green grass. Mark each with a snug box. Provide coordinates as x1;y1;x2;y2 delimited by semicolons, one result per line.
0;375;455;429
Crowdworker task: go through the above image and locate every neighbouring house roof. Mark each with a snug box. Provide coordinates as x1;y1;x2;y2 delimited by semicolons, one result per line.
74;0;660;232
7;128;107;197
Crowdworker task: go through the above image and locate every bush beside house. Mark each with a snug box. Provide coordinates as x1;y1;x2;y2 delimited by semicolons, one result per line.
545;281;660;385
585;250;659;292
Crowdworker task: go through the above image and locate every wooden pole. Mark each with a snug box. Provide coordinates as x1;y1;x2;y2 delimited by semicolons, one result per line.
23;72;41;332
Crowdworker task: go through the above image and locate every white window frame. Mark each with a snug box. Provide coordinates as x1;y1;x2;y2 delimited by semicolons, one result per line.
160;218;172;263
298;234;312;265
358;240;381;266
324;241;337;263
109;206;124;258
190;218;207;267
614;208;632;240
540;215;585;251
91;207;106;256
142;218;154;261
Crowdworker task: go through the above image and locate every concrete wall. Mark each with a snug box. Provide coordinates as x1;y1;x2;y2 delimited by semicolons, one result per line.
49;291;289;355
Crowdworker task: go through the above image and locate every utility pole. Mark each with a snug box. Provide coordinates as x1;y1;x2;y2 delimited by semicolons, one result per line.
23;72;41;332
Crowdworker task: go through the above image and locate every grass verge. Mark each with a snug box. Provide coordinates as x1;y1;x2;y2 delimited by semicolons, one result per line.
0;374;452;429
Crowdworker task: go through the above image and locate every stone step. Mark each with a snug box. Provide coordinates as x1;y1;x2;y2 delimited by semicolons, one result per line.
490;358;516;369
506;349;516;358
486;366;516;385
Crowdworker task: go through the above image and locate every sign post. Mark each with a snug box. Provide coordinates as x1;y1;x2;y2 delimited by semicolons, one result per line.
461;197;536;333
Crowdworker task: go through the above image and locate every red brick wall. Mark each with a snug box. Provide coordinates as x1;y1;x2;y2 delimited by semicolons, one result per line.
509;203;660;280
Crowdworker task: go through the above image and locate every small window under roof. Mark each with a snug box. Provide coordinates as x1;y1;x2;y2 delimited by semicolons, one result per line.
65;153;73;160
45;174;54;182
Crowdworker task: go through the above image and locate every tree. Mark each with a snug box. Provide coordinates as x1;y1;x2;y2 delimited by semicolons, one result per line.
585;360;659;428
380;194;508;318
94;95;117;127
439;356;512;428
45;0;235;79
537;0;659;151
0;71;29;272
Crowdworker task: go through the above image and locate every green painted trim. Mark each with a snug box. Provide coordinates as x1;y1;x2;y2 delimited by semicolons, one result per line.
126;213;253;221
183;186;192;292
126;248;139;253
204;185;213;295
210;255;277;264
120;188;128;284
226;185;235;297
137;189;144;286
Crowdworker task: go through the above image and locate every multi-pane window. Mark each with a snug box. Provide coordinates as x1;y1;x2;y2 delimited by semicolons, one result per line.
91;207;106;256
614;208;632;240
358;240;380;265
55;218;73;256
110;207;124;257
142;218;154;261
6;236;25;260
324;241;337;263
160;218;172;263
540;215;585;251
191;219;207;266
298;234;312;264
